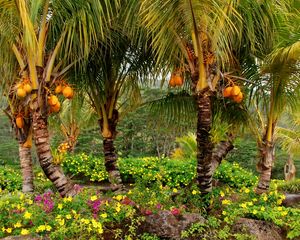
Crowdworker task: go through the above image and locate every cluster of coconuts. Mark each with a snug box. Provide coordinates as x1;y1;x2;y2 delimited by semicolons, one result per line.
15;79;32;99
169;74;184;87
223;85;243;103
48;83;74;113
58;142;70;153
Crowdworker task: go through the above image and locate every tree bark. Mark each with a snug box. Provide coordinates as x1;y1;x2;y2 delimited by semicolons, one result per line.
195;89;214;194
103;137;122;187
211;135;234;174
256;140;274;194
32;108;75;197
99;109;123;189
284;155;296;181
19;144;34;193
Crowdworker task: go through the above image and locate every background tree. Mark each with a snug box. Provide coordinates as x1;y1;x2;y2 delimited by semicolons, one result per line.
277;107;300;181
0;0;118;196
139;0;290;195
76;2;157;189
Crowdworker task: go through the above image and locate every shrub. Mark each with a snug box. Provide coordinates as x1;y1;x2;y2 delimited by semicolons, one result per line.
62;153;108;182
0;167;22;191
276;179;300;193
213;161;258;188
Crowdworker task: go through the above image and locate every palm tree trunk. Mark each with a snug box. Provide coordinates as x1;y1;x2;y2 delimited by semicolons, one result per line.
103;137;122;187
32;108;75;197
19;144;34;193
99;109;123;189
211;134;234;174
256;140;274;193
284;154;296;181
195;89;214;194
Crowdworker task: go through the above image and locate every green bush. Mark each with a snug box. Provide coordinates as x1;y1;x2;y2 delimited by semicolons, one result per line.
0;166;22;191
213;161;258;188
62;153;108;182
276;179;300;193
119;157;196;187
62;154;261;190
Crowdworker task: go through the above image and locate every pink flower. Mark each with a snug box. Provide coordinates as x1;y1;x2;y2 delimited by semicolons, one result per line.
171;208;180;216
145;209;153;215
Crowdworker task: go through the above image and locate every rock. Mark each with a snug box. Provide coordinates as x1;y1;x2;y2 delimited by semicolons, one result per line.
283;194;300;207
140;211;206;240
232;218;285;240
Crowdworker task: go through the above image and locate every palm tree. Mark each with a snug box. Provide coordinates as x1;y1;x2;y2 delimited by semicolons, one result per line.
79;10;155;189
139;0;290;194
253;38;300;193
3;96;34;193
276;108;300;181
49;94;97;153
0;0;118;196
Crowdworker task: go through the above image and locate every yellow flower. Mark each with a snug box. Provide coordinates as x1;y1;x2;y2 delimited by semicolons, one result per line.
192;190;197;195
247;202;253;206
101;213;108;219
63;196;72;203
6;228;12;233
45;225;52;231
277;206;283;211
2;227;5;232
21;229;29;235
90;195;98;201
24;211;32;219
36;225;46;232
240;203;247;209
19;193;25;200
263;196;268;201
98;227;103;234
281;211;288;216
244;188;250;194
58;219;65;226
14;222;22;228
173;188;178;193
280;194;286;200
26;199;33;205
57;203;63;210
222;211;227;215
220;191;225;197
81;218;90;224
260;206;265;211
252;210;258;215
128;190;132;195
277;199;283;205
66;214;72;220
221;199;231;205
115;203;121;213
114;195;123;201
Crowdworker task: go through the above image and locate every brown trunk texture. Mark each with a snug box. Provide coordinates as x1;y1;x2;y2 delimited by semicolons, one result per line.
99;109;123;188
211;135;234;174
256;141;274;193
19;144;34;193
103;137;122;186
284;156;296;181
195;89;214;194
32;109;75;197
